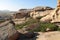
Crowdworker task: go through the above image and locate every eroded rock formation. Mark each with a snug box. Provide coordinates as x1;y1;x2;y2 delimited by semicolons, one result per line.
30;6;54;19
40;0;60;23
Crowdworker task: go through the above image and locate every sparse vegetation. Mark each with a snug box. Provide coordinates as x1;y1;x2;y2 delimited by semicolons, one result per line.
15;18;38;29
32;22;58;32
15;18;59;32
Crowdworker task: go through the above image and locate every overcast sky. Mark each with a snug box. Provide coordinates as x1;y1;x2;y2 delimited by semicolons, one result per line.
0;0;57;11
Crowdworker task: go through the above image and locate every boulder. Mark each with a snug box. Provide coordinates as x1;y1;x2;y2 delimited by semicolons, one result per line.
40;8;60;23
30;6;54;19
0;21;19;40
13;9;32;19
40;14;52;22
30;10;53;19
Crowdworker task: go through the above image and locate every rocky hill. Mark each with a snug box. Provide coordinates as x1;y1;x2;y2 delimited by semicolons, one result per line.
30;6;54;19
13;6;54;19
40;8;60;23
1;6;60;40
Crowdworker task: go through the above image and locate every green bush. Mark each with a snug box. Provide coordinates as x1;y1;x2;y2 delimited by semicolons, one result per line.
32;22;58;32
40;22;58;31
57;27;60;31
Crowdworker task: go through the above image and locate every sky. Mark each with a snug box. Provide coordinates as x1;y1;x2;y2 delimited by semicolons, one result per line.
0;0;57;11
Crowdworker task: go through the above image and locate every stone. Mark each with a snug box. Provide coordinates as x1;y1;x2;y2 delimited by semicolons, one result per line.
24;31;34;38
30;6;54;19
36;31;60;40
33;6;53;11
13;9;32;19
40;0;60;23
24;23;39;31
0;21;19;40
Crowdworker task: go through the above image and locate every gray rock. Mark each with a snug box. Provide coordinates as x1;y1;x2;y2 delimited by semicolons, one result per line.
0;21;19;40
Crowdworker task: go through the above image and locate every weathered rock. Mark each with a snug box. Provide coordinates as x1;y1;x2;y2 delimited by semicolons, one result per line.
23;23;39;31
17;23;39;38
18;29;35;38
17;31;60;40
24;31;34;38
40;0;60;23
36;31;60;40
40;8;60;23
13;6;54;20
13;9;32;19
33;6;53;11
40;14;52;22
30;6;54;19
0;21;19;40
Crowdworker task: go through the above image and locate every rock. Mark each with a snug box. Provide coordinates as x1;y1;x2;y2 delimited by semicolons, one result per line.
17;31;60;40
40;14;52;22
17;29;35;38
36;31;60;40
13;9;32;19
13;6;54;20
30;6;54;19
23;23;39;31
24;31;34;38
46;28;51;31
0;21;19;40
51;8;60;23
40;7;60;23
33;6;53;11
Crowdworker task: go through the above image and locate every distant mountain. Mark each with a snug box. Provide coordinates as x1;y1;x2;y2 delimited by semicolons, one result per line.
0;10;16;20
0;10;16;16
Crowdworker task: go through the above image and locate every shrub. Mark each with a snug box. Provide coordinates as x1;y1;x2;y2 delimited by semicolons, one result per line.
15;18;38;29
32;22;58;32
15;18;58;32
40;22;58;31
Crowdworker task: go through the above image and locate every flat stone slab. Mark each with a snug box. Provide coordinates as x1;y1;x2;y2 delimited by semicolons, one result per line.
36;31;60;40
17;31;60;40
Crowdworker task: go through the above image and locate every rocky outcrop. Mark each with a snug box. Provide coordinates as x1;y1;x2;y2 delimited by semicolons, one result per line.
30;6;54;19
40;12;53;22
40;8;60;23
40;0;60;23
13;9;33;19
13;6;54;19
33;6;53;11
0;21;19;40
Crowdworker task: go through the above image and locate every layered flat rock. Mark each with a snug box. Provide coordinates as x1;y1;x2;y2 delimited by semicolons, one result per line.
36;31;60;40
